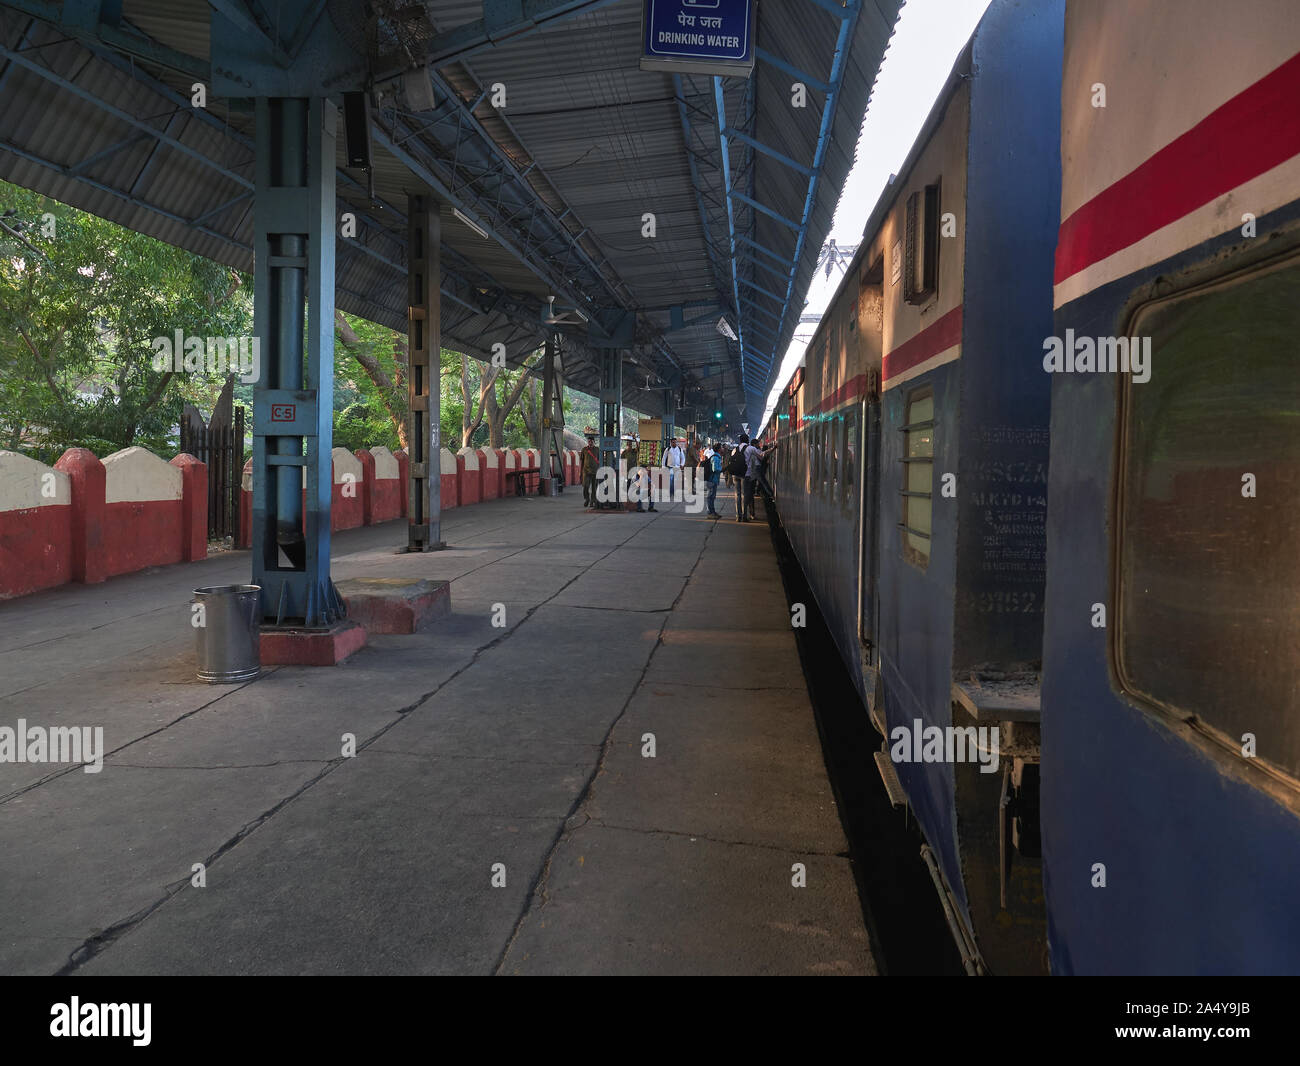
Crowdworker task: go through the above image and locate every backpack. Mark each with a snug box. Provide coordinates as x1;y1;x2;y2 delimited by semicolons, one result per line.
728;447;748;478
709;452;723;476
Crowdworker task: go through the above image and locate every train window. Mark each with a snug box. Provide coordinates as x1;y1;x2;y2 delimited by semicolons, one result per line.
826;422;834;496
900;389;934;566
904;180;940;305
829;419;839;492
1116;252;1300;779
819;422;828;497
808;420;818;490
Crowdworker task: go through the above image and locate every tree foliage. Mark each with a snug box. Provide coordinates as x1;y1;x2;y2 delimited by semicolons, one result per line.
333;310;408;451
0;181;625;469
0;181;250;461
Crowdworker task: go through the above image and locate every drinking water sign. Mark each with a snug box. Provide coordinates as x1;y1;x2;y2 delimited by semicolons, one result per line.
640;0;757;77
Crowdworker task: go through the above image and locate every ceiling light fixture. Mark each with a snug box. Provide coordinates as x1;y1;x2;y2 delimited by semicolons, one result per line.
453;208;488;239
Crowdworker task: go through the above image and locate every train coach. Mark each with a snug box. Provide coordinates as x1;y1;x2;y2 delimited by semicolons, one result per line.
767;0;1300;975
768;0;1065;974
1041;0;1300;974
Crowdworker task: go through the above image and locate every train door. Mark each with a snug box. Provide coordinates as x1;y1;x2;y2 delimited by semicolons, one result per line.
856;256;885;716
859;394;881;640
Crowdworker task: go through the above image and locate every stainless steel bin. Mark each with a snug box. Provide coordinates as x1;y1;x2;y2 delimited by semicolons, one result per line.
193;584;262;683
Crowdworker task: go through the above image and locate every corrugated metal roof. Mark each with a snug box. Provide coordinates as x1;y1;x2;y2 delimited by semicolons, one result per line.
0;0;903;422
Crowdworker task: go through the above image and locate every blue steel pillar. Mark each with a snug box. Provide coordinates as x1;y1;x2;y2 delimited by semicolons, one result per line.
406;194;445;551
597;348;622;508
251;97;344;626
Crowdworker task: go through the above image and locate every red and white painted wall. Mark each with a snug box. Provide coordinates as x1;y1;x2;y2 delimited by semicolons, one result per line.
1;446;205;599
0;450;72;598
358;445;403;524
440;447;459;509
3;441;577;601
456;447;481;506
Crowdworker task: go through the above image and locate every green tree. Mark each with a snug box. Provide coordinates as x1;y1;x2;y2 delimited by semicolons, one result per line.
0;182;250;460
333;310;407;450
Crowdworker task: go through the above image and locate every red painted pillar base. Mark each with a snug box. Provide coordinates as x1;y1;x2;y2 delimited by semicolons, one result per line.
259;620;368;666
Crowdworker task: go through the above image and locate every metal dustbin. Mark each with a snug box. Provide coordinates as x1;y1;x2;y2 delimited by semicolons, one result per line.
193;584;262;683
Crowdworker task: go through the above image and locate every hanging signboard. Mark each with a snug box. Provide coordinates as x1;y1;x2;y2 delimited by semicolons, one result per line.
640;0;757;78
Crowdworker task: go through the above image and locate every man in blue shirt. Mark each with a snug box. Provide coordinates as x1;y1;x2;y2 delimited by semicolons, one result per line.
704;440;723;518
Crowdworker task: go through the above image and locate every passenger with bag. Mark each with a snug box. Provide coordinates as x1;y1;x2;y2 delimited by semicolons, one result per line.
728;437;750;522
705;443;723;518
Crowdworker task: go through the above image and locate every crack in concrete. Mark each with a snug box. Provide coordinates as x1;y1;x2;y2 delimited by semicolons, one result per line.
365;747;603;767
493;512;722;975
580;818;852;858
106;760;330;771
545;603;676;614
634;679;805;692
0;670;279;807
50;500;661;975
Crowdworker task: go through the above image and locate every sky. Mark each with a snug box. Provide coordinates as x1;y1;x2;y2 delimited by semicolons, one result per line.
756;0;994;431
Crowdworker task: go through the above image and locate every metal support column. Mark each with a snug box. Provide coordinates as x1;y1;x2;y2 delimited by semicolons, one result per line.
406;193;445;551
539;333;567;491
251;97;343;627
597;348;622;508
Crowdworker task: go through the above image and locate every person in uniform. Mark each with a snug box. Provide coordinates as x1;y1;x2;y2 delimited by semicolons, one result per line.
685;436;700;498
621;435;643;511
580;428;600;508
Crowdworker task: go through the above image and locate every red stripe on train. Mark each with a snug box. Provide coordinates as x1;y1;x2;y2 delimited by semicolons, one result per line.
1054;50;1300;285
803;306;964;413
882;305;963;382
808;373;869;416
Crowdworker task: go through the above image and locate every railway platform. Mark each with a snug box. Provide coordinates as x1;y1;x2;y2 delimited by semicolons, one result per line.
0;489;872;976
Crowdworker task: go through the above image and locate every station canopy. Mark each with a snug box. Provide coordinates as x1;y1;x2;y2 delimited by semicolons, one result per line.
0;0;902;425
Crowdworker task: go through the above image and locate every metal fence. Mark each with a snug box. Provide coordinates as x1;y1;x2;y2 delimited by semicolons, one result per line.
180;406;245;543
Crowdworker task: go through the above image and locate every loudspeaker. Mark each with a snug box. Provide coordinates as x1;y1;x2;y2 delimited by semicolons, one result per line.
401;66;437;112
343;91;372;169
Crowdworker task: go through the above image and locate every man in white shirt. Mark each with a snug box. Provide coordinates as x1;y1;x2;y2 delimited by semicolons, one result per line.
741;434;761;521
662;437;685;502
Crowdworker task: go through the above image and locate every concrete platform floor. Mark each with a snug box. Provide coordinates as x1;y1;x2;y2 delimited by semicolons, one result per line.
0;485;874;976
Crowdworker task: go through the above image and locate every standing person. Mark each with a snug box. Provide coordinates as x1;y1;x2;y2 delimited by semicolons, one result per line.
640;437;657;512
728;436;750;521
580;428;600;509
662;436;685;503
685;436;700;499
622;435;644;512
704;439;723;518
757;439;778;500
742;434;762;520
